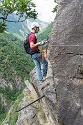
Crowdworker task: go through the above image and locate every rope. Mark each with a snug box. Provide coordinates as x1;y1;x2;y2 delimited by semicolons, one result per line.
41;48;49;61
16;95;45;112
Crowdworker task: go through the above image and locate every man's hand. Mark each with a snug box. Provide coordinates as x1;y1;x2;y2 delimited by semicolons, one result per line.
39;41;50;45
39;41;45;45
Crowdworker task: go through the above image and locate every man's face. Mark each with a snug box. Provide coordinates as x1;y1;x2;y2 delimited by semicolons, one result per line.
35;27;39;33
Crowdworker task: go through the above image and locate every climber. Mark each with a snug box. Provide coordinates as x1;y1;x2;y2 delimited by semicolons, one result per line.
29;22;48;84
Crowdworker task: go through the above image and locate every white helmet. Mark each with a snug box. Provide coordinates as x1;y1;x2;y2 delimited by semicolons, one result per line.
31;22;39;29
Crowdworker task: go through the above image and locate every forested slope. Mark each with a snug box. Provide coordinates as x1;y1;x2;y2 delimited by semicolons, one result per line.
0;32;34;123
0;32;34;82
0;22;53;125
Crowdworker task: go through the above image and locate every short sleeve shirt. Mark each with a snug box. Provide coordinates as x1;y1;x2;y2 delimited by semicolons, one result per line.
29;33;39;51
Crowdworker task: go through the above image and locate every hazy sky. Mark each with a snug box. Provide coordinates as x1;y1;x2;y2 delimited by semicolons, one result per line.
32;0;56;22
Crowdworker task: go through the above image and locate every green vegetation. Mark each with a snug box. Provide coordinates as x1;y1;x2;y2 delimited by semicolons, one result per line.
0;87;23;102
0;22;7;33
52;0;58;13
0;0;37;32
37;22;53;51
78;65;83;75
34;103;47;125
0;32;34;82
0;86;23;123
1;93;24;125
37;22;53;41
0;21;53;124
0;32;34;123
0;103;5;115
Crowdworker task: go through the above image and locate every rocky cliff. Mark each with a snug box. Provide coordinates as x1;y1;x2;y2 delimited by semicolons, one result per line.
49;0;83;125
16;0;83;125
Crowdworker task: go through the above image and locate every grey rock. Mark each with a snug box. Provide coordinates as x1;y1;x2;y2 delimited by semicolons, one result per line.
15;88;40;125
29;0;83;125
49;0;83;125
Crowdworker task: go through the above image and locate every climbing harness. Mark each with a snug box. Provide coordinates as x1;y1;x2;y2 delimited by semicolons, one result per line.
41;48;49;61
41;41;49;61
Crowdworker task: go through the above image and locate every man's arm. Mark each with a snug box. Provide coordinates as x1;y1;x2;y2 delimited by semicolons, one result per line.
30;41;45;48
30;41;40;48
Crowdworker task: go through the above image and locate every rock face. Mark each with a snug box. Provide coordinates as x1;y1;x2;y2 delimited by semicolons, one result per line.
15;88;40;125
30;61;58;125
49;0;83;125
0;76;24;112
30;0;83;125
0;76;24;90
16;0;83;125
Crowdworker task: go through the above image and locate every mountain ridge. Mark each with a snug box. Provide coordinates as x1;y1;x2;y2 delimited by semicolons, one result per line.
6;13;49;40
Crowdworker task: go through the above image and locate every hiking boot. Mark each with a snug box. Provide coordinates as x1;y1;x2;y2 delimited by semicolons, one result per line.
39;81;45;84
